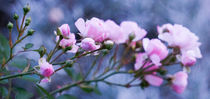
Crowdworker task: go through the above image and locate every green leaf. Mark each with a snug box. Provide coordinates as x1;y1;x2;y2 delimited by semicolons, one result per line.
15;87;33;99
93;84;102;95
64;68;82;81
9;57;27;70
80;84;94;93
23;43;34;50
56;94;77;99
36;84;54;99
21;75;39;82
0;86;8;98
0;34;10;64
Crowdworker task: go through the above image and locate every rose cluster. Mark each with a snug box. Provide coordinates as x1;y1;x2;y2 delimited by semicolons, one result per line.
38;17;201;94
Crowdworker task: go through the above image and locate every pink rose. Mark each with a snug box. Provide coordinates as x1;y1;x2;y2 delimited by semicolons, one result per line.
39;58;54;77
171;71;188;94
81;38;100;51
120;21;147;42
143;38;168;66
134;53;163;86
158;24;202;59
59;24;71;38
75;17;108;42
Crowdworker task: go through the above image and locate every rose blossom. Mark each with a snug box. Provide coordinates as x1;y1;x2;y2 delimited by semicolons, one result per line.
56;24;78;53
180;50;196;66
120;21;147;42
81;38;100;51
143;38;168;66
75;17;108;42
158;24;202;59
135;53;163;86
171;71;188;94
39;58;54;77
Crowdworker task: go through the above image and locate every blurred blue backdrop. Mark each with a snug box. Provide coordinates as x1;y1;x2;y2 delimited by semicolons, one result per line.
0;0;210;99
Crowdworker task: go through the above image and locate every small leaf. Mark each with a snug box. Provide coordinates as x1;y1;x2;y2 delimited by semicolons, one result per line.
21;75;39;82
57;94;77;99
0;34;10;64
15;87;33;99
22;62;30;73
36;84;54;99
93;84;102;95
9;57;27;70
24;43;34;50
80;84;94;93
0;86;8;98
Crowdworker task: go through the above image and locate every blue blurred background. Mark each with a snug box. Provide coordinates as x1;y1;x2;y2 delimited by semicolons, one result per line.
0;0;210;99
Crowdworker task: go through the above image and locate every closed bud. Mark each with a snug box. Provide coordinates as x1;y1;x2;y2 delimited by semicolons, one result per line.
25;17;31;26
27;29;35;36
65;60;74;67
38;46;46;57
129;32;135;41
7;22;13;30
56;28;62;36
103;40;114;50
23;4;30;15
13;13;19;20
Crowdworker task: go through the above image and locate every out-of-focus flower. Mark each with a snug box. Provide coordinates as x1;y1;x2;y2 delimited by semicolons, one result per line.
48;8;64;23
105;20;126;44
158;24;202;60
75;17;107;42
39;58;54;77
81;38;100;51
134;53;163;86
59;24;71;38
143;38;168;66
120;21;147;42
171;71;188;94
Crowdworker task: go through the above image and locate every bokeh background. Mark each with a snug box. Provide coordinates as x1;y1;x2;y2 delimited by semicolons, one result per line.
0;0;210;99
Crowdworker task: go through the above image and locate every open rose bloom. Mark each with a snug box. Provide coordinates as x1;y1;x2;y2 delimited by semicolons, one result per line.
158;24;202;66
39;58;54;77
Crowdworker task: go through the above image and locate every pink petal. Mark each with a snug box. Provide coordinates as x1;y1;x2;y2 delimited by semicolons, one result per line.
145;75;163;86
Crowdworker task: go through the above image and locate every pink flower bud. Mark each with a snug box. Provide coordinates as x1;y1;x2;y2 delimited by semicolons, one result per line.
75;17;108;42
143;38;168;66
120;21;147;42
81;38;100;51
41;78;51;83
171;71;188;94
59;24;71;38
39;58;54;77
57;33;77;49
181;51;196;66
